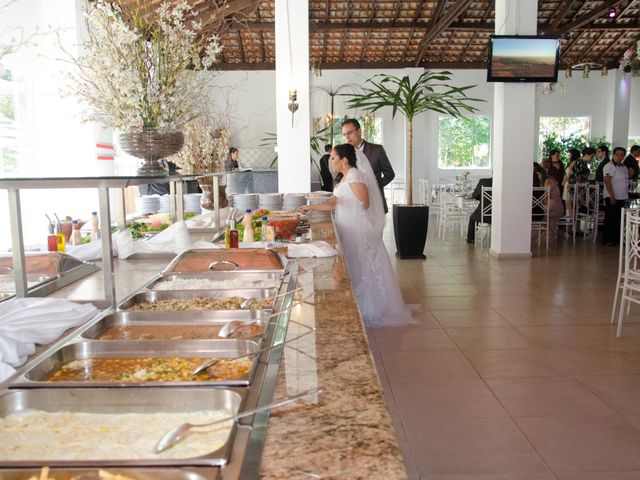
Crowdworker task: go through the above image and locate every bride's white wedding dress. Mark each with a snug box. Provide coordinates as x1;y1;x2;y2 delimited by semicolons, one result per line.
333;154;414;327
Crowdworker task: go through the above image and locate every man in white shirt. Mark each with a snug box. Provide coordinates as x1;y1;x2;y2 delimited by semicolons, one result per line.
602;147;629;246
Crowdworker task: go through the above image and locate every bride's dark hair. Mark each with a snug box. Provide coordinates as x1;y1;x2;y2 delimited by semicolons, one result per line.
334;143;358;168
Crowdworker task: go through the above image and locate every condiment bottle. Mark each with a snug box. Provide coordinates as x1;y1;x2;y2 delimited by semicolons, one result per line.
47;224;58;252
242;209;254;243
54;222;66;252
229;219;239;248
71;220;82;246
265;222;276;242
261;216;268;241
89;212;100;241
224;219;232;248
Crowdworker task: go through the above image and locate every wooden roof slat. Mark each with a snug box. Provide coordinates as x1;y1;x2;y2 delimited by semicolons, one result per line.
550;0;628;35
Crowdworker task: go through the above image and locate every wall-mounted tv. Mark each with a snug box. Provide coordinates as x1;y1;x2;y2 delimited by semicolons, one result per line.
487;35;560;83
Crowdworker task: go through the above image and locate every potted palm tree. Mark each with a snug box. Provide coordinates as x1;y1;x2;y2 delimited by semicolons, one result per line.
346;71;483;258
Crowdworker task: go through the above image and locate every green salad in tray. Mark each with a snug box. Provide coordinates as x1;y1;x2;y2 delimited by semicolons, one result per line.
110;212;197;239
236;209;270;241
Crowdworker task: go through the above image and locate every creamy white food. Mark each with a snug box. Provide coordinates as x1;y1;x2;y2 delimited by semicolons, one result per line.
0;410;232;460
153;277;278;290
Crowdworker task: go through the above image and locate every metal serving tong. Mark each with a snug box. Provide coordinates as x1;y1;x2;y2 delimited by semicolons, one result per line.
192;327;317;376
154;386;325;454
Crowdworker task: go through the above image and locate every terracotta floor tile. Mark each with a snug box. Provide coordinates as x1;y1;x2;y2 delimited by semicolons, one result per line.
422;296;491;311
392;378;508;421
516;325;620;347
486;377;615;417
465;349;567;379
432;309;511;328
421;475;557;480
404;417;550;476
380;350;479;382
623;415;640;431
373;327;457;352
445;327;537;350
556;473;640;480
545;347;640;376
577;375;640;414
515;414;640;472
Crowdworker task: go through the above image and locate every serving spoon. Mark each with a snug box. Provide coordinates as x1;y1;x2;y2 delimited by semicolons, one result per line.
193;327;317;375
239;284;304;309
154;386;324;454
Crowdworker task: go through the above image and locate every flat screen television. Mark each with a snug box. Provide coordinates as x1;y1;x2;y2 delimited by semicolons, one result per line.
487;35;560;83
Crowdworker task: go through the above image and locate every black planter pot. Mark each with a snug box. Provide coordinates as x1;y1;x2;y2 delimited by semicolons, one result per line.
393;204;429;259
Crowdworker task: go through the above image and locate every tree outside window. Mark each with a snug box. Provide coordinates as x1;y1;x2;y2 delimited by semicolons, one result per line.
539;116;591;162
438;116;491;169
313;114;383;148
0;67;19;173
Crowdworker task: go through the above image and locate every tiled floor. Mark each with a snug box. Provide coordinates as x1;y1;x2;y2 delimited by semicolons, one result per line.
369;215;640;480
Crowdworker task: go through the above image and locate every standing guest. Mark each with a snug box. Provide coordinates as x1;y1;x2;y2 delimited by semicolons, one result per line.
547;149;565;199
568;146;595;184
225;147;240;171
540;158;550;171
624;145;640;180
545;173;564;243
563;149;582;227
603;147;629;246
595;145;611;183
319;144;334;192
466;177;492;244
341;118;395;213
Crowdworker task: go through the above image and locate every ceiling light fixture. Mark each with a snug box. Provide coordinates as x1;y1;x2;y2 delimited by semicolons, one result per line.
608;7;617;18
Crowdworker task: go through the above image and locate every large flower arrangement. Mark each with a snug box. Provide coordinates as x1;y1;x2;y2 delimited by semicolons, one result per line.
170;116;228;175
619;37;640;77
68;0;222;130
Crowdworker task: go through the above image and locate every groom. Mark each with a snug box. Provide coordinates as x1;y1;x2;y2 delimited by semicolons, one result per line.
341;118;395;213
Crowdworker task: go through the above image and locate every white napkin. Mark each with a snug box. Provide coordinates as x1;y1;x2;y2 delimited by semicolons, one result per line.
115;221;193;259
287;241;337;258
0;298;98;382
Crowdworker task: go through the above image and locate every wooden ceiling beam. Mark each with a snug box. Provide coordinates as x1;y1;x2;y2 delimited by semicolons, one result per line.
228;20;640;33
559;30;588;61
480;0;494;23
414;0;475;67
212;60;488;71
616;0;637;21
549;0;628;35
381;0;403;63
403;0;431;62
362;0;377;63
544;0;576;33
458;29;477;61
595;31;625;63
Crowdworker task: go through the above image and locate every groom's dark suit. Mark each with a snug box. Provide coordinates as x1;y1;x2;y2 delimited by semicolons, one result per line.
361;140;395;213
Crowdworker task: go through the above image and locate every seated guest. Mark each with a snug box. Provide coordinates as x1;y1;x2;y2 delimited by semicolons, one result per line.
466;177;492;244
624;145;640;180
603;147;629;246
595;145;611;183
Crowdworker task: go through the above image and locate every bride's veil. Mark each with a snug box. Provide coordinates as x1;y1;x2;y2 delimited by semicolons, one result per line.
355;149;386;238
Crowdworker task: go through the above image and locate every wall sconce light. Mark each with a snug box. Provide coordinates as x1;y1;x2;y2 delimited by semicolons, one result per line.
288;89;299;127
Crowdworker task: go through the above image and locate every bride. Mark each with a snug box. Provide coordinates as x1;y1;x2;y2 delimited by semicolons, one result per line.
301;143;414;327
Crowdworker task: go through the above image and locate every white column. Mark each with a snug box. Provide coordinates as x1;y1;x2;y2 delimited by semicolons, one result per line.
490;0;538;257
275;0;311;193
605;70;631;149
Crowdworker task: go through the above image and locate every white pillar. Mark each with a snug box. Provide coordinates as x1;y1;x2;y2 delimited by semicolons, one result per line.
605;70;631;149
275;0;311;193
490;0;538;257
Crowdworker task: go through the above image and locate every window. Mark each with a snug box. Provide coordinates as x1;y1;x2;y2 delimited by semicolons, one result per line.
0;67;20;174
538;116;591;161
313;114;383;148
438;116;491;169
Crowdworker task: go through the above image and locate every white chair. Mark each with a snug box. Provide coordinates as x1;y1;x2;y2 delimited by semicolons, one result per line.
437;186;467;239
474;186;492;250
575;183;600;243
531;186;550;251
615;208;640;336
558;183;576;242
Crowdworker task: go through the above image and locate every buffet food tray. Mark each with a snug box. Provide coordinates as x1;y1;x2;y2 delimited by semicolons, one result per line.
81;311;269;342
0;387;242;468
143;272;282;291
163;249;286;274
0;468;219;480
11;339;260;388
118;289;277;311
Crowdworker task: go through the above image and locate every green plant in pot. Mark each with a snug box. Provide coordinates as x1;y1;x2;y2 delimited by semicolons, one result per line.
66;0;224;175
346;71;483;258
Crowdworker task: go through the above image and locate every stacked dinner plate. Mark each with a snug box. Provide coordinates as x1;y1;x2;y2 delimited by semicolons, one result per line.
134;195;160;215
307;191;332;222
282;193;307;211
233;193;259;212
258;193;283;211
183;193;202;214
157;195;172;213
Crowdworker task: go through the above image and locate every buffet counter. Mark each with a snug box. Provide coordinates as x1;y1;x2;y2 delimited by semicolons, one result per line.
1;220;407;479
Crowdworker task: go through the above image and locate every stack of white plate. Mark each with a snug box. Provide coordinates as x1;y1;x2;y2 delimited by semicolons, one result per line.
183;193;202;214
259;193;283;211
307;191;332;222
157;195;172;213
282;193;307;211
135;195;160;215
233;193;258;212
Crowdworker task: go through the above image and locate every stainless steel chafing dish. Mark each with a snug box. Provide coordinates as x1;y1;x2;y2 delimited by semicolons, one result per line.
11;339;260;388
118;289;277;311
0;467;218;480
80;311;270;342
143;272;283;291
163;249;287;274
0;387;243;468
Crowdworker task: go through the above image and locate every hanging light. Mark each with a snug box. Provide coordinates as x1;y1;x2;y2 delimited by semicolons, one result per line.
583;64;590;79
601;66;608;76
565;67;572;78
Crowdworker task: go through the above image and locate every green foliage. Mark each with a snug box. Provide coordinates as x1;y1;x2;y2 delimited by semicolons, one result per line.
438;117;490;168
320;115;383;146
541;133;612;163
0;92;14;120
